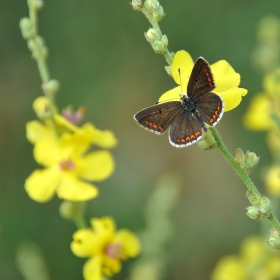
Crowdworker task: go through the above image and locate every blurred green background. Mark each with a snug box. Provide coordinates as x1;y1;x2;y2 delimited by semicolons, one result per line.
1;0;280;279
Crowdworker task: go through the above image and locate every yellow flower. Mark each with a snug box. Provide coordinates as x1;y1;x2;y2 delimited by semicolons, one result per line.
71;217;140;280
212;235;280;280
243;93;274;131
211;255;246;280
265;165;280;196
244;69;280;131
159;50;247;111
25;129;115;202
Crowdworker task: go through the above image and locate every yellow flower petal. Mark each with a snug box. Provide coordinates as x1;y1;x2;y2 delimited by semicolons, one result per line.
171;50;194;89
83;256;103;280
26;120;54;144
90;217;116;238
211;255;246;280
243;93;272;131
79;150;115;181
25;167;60;203
71;229;99;257
57;174;98;201
211;60;241;91
114;230;141;257
81;123;118;149
158;86;181;103
217;87;248;112
103;256;121;276
34;137;61;167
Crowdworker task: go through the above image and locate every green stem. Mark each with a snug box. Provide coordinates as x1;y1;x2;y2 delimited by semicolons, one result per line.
210;127;261;195
268;213;280;234
28;1;50;82
210;126;280;234
141;6;173;66
26;1;58;136
72;202;87;229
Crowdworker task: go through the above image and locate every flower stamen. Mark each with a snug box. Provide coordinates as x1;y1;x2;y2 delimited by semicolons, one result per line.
105;243;126;260
59;159;75;171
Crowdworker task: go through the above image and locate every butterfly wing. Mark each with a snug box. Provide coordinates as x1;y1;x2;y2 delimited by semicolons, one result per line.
134;101;182;135
187;57;216;98
169;109;203;147
194;92;224;127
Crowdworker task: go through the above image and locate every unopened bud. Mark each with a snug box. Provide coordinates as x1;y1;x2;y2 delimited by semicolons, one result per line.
20;18;35;40
268;234;280;250
42;80;60;95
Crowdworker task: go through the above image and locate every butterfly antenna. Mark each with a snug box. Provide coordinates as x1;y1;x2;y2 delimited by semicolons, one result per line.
178;68;184;97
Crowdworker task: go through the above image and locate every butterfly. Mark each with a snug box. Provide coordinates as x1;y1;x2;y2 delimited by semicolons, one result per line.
133;57;224;147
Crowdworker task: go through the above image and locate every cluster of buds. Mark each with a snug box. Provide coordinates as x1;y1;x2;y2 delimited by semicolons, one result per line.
145;28;168;54
131;0;168;54
246;190;271;220
235;148;259;174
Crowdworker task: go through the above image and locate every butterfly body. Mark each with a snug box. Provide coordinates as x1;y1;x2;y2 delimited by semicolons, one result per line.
134;57;224;148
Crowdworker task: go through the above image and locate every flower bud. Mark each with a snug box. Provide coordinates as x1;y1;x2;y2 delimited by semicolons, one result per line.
246;190;261;206
152;40;165;53
145;28;160;44
42;80;60;95
235;148;245;167
32;96;52;120
144;0;160;12
246;206;260;220
268;234;280;250
59;201;86;221
32;0;44;10
243;151;259;174
35;36;48;59
161;34;168;47
20;18;35;40
259;197;271;218
197;133;218;150
131;0;143;10
152;5;165;22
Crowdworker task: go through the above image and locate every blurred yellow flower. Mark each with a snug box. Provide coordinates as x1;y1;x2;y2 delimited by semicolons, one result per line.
71;217;140;280
159;50;247;111
265;165;280;196
244;69;280;131
25;131;115;202
25;97;117;203
212;236;280;280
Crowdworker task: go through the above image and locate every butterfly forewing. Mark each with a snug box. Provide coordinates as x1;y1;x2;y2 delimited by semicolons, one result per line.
187;57;216;98
134;101;182;135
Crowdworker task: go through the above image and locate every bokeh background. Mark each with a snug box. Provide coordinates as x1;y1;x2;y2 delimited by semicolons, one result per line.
1;0;280;279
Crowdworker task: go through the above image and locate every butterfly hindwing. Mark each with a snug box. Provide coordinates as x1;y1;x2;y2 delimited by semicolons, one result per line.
134;101;182;135
169;109;203;147
194;91;224;127
187;57;216;98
